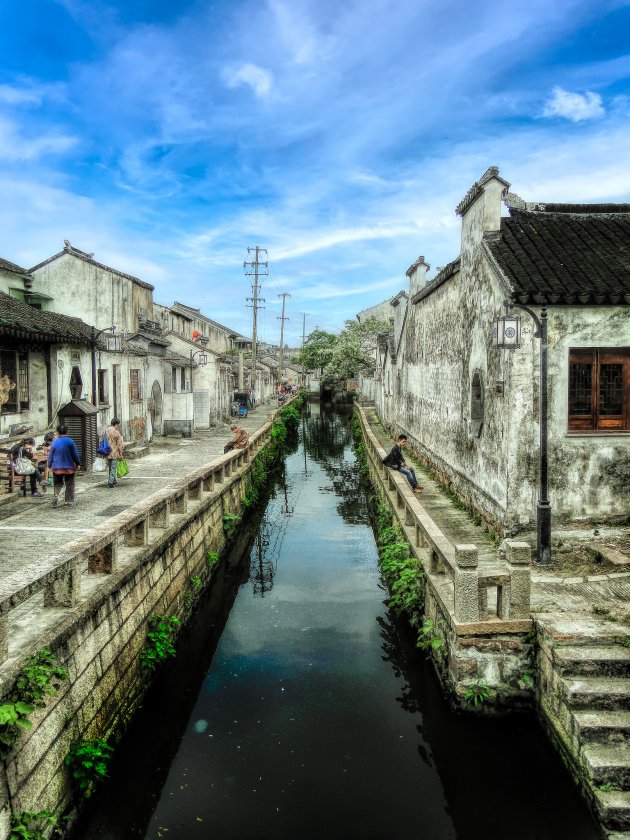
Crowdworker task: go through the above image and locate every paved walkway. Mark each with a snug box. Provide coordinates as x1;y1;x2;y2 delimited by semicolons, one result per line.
364;406;630;625
0;408;273;579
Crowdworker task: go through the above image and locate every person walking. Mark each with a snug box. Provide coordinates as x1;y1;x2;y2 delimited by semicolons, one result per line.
104;418;124;488
382;434;422;493
47;425;81;507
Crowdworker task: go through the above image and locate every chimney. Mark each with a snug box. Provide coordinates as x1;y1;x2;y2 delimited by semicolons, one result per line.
405;256;430;297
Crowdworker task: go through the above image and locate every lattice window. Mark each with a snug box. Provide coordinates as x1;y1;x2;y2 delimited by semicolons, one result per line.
568;349;629;432
18;353;29;411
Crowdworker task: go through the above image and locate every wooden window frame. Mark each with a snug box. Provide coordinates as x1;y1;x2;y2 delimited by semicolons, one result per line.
130;368;142;402
568;348;630;432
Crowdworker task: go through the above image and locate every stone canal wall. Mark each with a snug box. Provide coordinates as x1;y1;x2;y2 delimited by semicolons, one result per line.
354;402;534;709
0;417;277;838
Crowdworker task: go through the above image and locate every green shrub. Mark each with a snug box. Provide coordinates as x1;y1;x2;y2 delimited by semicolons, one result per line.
416;618;443;653
65;738;114;798
206;551;219;568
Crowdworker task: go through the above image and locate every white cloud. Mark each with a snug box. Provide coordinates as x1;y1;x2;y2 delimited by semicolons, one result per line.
0;84;43;106
0;118;77;161
542;86;605;122
223;63;274;98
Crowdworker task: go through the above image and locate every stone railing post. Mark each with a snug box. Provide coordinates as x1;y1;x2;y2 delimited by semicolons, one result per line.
123;519;148;548
88;542;118;574
505;541;531;619
149;502;170;529
454;544;479;623
44;558;81;607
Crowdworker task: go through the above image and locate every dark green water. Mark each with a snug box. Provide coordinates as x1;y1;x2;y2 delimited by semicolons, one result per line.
74;403;600;840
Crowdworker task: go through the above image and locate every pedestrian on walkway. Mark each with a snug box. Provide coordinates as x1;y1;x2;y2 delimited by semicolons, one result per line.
382;434;422;493
47;425;81;507
104;418;124;487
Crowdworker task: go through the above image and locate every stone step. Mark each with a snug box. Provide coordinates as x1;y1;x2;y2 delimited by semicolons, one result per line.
554;645;630;678
540;617;630;647
583;743;630;788
573;710;630;744
593;789;630;833
125;445;150;460
562;676;630;710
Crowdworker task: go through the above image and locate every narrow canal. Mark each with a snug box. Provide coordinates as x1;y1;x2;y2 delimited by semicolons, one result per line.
74;403;600;840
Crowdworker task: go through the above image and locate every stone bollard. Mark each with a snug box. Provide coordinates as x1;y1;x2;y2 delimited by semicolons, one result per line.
454;544;480;623
505;541;531;619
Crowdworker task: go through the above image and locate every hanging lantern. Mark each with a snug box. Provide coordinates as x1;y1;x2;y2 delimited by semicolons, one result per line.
493;314;521;349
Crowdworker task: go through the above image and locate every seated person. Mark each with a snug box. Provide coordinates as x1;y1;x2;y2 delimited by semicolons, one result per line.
382;434;422;494
11;437;47;497
224;424;249;453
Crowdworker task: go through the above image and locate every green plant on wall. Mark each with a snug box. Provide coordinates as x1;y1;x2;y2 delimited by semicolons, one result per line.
190;575;202;589
206;551;219;568
139;615;181;671
0;648;68;758
464;682;491;706
65;738;114;798
9;809;58;840
222;512;238;533
416;618;443;654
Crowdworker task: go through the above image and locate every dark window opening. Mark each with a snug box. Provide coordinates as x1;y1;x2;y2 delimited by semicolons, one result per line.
471;370;484;437
568;348;629;432
69;365;83;399
98;369;108;404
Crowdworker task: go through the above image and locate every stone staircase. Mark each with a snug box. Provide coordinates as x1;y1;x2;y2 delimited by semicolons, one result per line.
538;618;630;837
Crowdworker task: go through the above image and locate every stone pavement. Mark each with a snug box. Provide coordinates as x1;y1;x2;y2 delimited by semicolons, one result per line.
0;407;273;580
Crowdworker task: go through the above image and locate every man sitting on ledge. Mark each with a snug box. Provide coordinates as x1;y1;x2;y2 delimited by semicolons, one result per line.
382;434;422;493
224;424;249;454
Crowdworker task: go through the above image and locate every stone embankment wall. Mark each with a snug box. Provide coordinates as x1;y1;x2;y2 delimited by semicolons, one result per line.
0;417;278;838
355;403;534;709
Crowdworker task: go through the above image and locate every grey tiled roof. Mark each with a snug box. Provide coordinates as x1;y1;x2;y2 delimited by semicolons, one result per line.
0;257;30;278
487;207;630;305
0;292;93;344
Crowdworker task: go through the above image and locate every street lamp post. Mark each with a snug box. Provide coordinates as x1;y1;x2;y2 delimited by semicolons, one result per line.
494;301;551;565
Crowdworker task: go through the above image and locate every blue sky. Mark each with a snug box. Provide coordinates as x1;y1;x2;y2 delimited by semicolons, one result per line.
1;0;629;344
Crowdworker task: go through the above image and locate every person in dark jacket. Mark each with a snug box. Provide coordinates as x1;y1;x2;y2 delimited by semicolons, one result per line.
382;434;422;493
47;425;81;508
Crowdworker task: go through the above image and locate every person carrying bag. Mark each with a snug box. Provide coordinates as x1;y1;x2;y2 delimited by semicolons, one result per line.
103;418;124;488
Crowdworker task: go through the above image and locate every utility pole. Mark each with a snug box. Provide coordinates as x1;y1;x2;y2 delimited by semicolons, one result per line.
244;246;267;401
300;312;308;388
277;292;291;387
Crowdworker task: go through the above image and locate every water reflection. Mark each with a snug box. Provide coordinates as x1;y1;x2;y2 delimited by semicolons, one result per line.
72;402;600;840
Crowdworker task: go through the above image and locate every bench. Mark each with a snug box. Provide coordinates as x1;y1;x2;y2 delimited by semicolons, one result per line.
0;448;27;497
